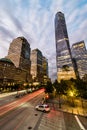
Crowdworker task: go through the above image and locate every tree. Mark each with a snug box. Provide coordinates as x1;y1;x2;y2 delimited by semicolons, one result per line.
53;79;63;108
62;65;70;71
53;80;61;94
82;74;87;82
60;80;68;95
75;78;87;99
44;81;53;94
25;84;30;93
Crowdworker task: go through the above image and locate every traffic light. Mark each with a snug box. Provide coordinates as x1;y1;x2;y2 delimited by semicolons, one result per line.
46;94;49;99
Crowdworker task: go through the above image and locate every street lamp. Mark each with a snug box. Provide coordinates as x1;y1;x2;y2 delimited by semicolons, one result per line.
58;91;61;108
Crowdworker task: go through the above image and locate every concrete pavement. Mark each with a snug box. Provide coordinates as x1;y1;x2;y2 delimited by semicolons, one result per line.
35;110;66;130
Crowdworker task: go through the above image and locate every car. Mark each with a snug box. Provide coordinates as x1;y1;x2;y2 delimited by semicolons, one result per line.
35;104;50;112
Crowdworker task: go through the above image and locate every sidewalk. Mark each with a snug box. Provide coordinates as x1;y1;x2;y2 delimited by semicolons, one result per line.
0;90;26;98
59;104;87;116
47;98;87;117
0;92;16;98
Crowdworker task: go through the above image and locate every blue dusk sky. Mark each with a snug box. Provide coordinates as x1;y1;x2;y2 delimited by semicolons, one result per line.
0;0;87;81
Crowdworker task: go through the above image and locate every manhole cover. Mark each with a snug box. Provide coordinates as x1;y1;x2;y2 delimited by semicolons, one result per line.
28;126;32;129
35;113;38;116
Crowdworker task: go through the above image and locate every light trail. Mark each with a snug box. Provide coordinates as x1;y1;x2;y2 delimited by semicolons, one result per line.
0;89;44;116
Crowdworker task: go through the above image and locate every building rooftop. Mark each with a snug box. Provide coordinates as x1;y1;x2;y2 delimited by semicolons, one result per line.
0;58;14;65
72;40;84;46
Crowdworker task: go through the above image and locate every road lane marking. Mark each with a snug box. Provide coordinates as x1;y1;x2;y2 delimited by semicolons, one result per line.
75;115;86;130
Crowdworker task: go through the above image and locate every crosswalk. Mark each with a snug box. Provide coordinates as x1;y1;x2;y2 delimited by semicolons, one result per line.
38;110;66;130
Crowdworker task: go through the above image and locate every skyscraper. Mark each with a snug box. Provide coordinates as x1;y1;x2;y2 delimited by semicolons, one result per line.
7;37;31;70
42;56;50;84
71;41;87;79
7;37;31;82
42;56;48;77
55;12;76;81
30;49;49;83
30;49;43;82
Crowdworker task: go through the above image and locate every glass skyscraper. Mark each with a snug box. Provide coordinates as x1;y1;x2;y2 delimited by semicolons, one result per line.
71;41;87;79
7;37;31;70
30;49;43;82
7;37;32;82
55;12;76;81
42;56;48;77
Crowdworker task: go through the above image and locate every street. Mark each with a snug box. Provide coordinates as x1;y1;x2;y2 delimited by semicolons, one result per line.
0;89;87;130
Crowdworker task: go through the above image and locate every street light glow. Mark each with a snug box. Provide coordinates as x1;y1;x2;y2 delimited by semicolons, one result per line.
70;91;74;97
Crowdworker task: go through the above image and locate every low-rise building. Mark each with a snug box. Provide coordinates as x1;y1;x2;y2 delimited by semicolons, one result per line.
0;57;31;91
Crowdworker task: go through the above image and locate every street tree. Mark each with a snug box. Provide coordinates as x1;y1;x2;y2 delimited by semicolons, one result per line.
44;81;54;94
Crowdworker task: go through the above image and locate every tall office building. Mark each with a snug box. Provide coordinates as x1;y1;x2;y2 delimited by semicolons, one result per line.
30;49;43;82
7;37;31;82
71;41;87;79
42;56;50;84
55;12;76;81
42;56;48;76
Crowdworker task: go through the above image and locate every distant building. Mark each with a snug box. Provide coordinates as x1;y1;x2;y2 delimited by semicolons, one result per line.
42;56;48;77
71;41;87;79
7;37;32;82
55;11;76;81
30;49;49;84
30;49;43;83
42;56;50;84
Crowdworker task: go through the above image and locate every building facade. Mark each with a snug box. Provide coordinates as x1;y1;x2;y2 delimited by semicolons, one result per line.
42;56;48;77
7;37;32;82
71;41;87;79
55;11;76;82
0;58;29;91
42;56;50;84
30;49;43;83
0;58;15;90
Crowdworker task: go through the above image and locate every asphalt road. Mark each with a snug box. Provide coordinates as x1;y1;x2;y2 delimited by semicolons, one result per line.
0;94;17;106
0;90;87;130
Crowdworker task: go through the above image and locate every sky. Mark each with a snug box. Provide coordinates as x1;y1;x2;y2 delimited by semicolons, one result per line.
0;0;87;81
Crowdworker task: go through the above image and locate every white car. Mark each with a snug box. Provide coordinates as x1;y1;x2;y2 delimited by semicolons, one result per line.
35;104;50;112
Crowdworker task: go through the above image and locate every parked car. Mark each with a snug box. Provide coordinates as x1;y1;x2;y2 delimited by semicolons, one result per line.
35;104;50;112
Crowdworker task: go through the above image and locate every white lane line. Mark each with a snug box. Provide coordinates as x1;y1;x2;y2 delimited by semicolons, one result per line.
75;115;86;130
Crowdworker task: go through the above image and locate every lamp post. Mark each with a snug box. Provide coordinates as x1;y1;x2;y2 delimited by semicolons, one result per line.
58;92;61;108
